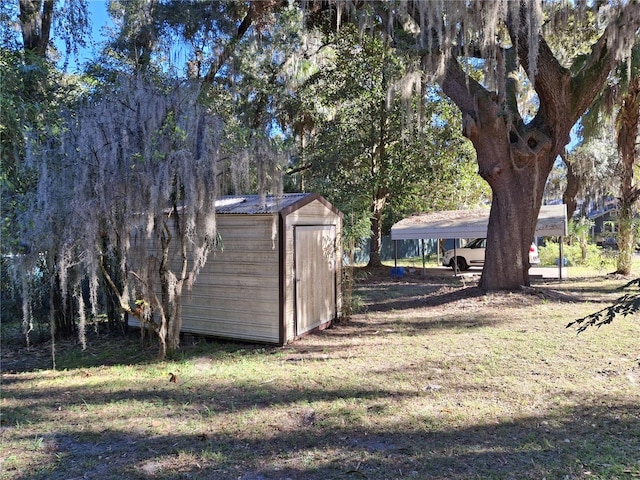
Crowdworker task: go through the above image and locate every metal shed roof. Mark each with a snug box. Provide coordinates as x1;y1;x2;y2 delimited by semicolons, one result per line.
390;204;567;240
215;193;321;215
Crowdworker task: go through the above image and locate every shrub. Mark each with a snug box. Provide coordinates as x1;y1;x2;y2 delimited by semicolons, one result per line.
538;241;615;270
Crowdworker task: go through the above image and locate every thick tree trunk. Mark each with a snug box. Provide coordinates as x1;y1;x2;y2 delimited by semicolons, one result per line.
482;129;556;290
466;102;553;290
434;0;637;290
325;0;640;289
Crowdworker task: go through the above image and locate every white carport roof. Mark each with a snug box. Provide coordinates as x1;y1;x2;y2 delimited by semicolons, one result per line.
390;204;567;240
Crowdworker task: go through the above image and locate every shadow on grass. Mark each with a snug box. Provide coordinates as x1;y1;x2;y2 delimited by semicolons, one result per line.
1;287;492;375
0;331;161;374
1;376;415;428
356;274;623;313
8;400;639;480
337;314;502;336
357;284;486;313
2;271;629;375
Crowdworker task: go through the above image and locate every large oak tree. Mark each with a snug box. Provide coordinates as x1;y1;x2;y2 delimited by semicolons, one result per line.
309;0;640;290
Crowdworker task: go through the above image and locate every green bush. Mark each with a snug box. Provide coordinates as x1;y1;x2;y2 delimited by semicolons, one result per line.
538;241;616;270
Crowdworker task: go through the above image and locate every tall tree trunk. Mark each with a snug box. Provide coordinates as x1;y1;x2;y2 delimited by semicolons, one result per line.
468;100;553;290
616;204;635;274
367;61;389;269
368;193;385;268
442;50;558;290
433;0;632;290
615;77;640;275
101;237;127;333
156;221;174;359
158;213;190;357
167;216;189;354
18;0;54;99
562;154;580;220
19;0;54;57
50;273;76;338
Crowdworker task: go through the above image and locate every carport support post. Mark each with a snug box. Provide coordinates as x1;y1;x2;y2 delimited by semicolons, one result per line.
394;240;398;270
559;237;564;281
453;242;459;277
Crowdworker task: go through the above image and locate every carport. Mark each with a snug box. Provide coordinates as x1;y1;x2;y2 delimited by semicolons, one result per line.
390;204;568;278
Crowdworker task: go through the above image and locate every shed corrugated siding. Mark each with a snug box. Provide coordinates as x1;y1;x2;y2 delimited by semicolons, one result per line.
129;214;281;343
181;214;280;342
284;199;343;341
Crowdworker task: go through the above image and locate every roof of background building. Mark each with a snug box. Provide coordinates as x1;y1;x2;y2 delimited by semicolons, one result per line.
390;204;568;240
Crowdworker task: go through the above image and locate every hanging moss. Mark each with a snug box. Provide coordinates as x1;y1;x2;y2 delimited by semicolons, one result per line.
22;74;284;360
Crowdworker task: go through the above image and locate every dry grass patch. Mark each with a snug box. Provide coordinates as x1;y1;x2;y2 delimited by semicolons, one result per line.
1;270;639;479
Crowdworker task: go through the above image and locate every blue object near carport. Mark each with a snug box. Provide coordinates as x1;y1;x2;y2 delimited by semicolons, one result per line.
390;266;405;277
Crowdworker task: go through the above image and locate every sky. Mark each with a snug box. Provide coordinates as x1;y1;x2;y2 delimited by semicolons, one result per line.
59;0;111;72
59;0;191;74
87;0;110;41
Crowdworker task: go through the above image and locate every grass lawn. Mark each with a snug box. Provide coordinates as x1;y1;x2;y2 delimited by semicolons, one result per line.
1;268;639;479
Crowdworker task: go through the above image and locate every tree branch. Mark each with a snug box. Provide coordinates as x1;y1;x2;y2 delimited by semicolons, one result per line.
627;186;640;206
19;0;54;56
514;28;573;130
98;251;161;335
39;0;54;57
571;3;640;115
502;46;521;126
286;163;312;175
202;8;254;83
440;55;487;119
98;253;136;316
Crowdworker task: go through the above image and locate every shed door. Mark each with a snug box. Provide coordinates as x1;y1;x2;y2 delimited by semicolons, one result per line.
295;225;337;336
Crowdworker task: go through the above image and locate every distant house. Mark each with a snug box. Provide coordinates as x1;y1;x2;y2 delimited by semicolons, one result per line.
130;193;343;344
588;204;619;248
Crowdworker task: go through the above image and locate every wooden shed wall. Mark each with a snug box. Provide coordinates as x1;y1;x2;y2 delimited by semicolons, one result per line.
128;214;281;343
181;214;281;342
283;199;343;341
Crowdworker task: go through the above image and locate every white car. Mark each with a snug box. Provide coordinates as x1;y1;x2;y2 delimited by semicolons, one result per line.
442;238;540;271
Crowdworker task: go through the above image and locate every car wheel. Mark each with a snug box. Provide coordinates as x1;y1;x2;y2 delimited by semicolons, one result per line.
456;257;468;271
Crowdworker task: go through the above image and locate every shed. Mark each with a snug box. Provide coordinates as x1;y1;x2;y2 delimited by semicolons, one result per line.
132;193;343;345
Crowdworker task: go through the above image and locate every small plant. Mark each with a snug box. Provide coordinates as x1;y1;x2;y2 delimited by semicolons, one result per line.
30;435;44;451
568;217;594;262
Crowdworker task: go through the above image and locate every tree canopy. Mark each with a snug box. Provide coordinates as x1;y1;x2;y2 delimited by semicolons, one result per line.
286;24;488;265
